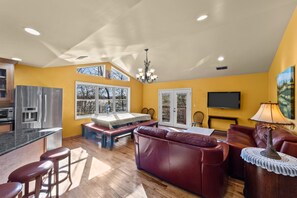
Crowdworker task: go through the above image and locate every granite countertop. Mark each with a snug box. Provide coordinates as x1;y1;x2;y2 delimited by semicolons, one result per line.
0;127;62;156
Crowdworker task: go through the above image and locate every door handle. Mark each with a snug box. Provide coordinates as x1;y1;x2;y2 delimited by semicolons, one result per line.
39;94;42;123
44;94;47;122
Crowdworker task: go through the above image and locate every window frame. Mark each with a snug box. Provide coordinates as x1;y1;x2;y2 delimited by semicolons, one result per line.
110;66;130;81
76;65;106;78
75;81;131;120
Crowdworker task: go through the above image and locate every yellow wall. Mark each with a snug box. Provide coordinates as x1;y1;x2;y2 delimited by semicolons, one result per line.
268;7;297;130
143;73;268;131
14;63;143;138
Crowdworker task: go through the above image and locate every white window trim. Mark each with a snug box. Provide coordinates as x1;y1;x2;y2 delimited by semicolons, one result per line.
111;66;130;81
76;65;106;78
75;81;131;120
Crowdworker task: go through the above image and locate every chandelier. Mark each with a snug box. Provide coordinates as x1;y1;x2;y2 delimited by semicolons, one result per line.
136;49;158;83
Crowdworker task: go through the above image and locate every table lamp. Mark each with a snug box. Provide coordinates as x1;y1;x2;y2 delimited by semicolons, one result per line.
250;102;294;160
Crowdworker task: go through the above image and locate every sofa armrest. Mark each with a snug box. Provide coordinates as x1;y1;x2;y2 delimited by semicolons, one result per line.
201;143;229;198
229;124;255;136
280;141;297;158
226;141;250;149
201;148;223;165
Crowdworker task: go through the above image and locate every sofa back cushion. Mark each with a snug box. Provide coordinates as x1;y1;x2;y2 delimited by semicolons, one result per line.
166;131;218;147
136;126;169;139
272;127;297;150
254;123;297;150
253;123;268;148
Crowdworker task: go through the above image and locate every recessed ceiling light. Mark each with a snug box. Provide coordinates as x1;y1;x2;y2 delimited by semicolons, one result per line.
218;56;225;62
197;15;208;21
11;57;22;61
24;27;41;36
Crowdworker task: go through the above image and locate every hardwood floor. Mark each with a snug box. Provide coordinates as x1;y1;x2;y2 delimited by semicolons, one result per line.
58;137;244;198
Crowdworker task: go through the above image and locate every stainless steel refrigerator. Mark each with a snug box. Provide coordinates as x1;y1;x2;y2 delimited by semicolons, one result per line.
15;85;63;129
15;86;63;149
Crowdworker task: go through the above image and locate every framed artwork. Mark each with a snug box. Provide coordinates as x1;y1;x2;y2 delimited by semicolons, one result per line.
277;66;295;119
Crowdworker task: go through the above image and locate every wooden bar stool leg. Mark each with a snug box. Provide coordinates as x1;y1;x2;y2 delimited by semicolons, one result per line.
54;161;59;198
35;176;42;198
68;153;72;184
48;168;52;198
25;182;29;197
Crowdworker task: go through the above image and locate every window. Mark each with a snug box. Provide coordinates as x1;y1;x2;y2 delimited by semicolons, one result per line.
115;88;128;112
76;85;96;116
77;65;105;77
98;87;114;113
75;81;130;119
110;67;130;81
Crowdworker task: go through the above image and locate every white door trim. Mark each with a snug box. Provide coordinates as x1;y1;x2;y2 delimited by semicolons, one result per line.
158;88;192;128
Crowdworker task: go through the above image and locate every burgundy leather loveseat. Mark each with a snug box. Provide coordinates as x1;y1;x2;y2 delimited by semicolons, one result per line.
227;124;297;179
134;126;229;198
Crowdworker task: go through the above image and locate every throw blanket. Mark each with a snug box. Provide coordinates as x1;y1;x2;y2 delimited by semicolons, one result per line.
91;113;151;129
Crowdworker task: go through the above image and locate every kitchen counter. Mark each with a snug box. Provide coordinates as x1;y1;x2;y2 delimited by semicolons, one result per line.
0;127;62;156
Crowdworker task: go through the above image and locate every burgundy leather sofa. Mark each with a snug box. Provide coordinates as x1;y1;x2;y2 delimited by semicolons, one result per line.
227;124;297;179
134;126;229;198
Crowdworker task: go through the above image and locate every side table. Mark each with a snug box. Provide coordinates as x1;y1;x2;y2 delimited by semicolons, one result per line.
241;147;297;198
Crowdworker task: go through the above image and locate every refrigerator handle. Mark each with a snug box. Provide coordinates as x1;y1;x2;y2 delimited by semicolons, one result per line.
39;94;42;123
44;94;47;123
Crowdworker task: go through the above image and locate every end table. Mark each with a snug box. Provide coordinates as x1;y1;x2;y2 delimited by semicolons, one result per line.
241;147;297;198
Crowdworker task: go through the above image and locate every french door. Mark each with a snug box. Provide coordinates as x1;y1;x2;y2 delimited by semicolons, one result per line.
158;89;191;128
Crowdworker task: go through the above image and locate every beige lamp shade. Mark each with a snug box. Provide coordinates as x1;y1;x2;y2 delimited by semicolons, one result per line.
250;102;292;125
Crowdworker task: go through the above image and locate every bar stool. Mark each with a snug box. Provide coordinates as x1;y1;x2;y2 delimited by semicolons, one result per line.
0;182;22;198
8;160;53;198
40;147;72;197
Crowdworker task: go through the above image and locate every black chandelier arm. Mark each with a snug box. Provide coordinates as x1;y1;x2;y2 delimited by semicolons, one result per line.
136;48;157;83
147;79;154;83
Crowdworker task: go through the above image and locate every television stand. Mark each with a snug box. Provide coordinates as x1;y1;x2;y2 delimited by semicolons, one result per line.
208;115;238;128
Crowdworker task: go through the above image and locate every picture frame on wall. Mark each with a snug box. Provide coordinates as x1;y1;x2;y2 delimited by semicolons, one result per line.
277;65;295;119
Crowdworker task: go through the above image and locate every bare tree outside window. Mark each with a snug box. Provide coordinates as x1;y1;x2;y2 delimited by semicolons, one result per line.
115;88;128;112
76;85;96;116
77;65;105;77
76;82;129;118
110;67;129;81
98;87;114;113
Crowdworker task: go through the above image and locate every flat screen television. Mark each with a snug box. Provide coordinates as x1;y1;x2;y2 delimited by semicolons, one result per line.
207;92;241;109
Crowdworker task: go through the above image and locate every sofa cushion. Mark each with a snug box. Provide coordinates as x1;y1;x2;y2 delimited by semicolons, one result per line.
136;126;169;139
272;127;297;150
227;130;257;147
253;131;266;148
253;123;297;150
165;131;218;147
254;123;269;143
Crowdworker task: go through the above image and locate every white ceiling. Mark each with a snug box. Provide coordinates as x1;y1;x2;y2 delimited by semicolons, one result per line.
0;0;297;82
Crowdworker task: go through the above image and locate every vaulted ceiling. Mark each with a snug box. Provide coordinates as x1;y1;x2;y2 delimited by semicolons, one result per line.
1;0;297;81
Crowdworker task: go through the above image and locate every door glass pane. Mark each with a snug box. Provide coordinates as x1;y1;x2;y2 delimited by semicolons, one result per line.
162;93;171;122
176;93;187;125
